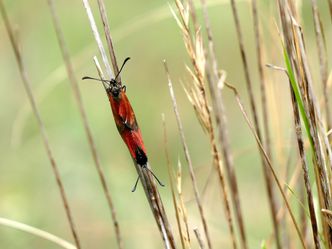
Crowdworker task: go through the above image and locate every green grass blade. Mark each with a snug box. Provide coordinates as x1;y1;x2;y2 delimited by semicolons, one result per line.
283;47;314;150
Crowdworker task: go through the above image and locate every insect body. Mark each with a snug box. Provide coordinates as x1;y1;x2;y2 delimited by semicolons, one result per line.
106;79;148;166
82;57;163;191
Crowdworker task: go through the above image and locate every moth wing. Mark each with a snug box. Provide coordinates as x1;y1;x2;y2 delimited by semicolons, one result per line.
118;93;138;130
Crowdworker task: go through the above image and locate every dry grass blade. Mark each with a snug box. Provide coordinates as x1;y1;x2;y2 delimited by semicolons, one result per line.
162;114;188;249
327;0;332;22
251;0;274;215
0;217;77;249
277;2;332;246
310;0;331;132
229;1;281;247
199;1;247;248
177;160;191;245
96;0;121;83
224;81;307;249
172;2;237;248
82;0;113;79
322;209;332;228
0;1;81;248
47;1;123;248
193;228;205;249
164;60;211;249
93;57;176;249
289;85;321;249
82;0;176;246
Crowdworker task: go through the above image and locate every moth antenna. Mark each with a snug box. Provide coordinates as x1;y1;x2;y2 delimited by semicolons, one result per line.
114;57;130;81
82;76;110;85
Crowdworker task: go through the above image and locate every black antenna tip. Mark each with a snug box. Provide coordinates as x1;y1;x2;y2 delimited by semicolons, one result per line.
82;76;89;80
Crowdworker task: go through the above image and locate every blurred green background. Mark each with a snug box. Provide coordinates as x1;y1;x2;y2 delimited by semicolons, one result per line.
0;0;331;248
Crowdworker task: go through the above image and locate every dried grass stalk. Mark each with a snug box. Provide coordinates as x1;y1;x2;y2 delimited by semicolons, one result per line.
0;217;76;249
193;228;205;249
82;1;176;247
93;57;176;249
0;1;81;248
47;1;122;248
290;81;320;249
164;60;211;249
229;1;281;247
163;115;189;249
277;1;332;247
172;1;237;248
177;160;191;245
199;1;248;248
309;0;331;132
224;82;307;249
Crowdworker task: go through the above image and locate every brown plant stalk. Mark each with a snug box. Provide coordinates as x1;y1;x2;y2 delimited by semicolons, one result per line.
193;228;205;249
309;0;331;133
172;1;237;248
289;82;321;249
164;60;211;249
46;1;123;248
277;2;332;246
199;0;247;248
82;1;177;247
224;81;307;249
229;1;281;247
162;115;188;249
0;1;81;248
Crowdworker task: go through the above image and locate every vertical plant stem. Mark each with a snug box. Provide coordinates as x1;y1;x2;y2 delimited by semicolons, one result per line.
164;61;212;249
93;58;176;249
0;2;81;248
289;84;321;249
282;4;332;245
96;0;121;82
173;2;237;247
193;228;205;249
327;0;332;22
82;1;177;247
162;115;187;249
229;0;280;247
47;1;123;248
200;1;247;248
225;82;307;249
177;160;191;243
251;0;273;173
82;0;113;79
310;0;331;132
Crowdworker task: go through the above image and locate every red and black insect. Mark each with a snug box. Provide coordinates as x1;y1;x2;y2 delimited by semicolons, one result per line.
83;58;164;192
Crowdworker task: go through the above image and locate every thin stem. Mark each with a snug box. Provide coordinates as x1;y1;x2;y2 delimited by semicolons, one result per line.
96;0;122;83
310;0;331;133
162;115;187;249
164;60;211;249
93;57;176;249
47;2;123;248
229;1;281;247
0;217;76;249
193;228;205;249
289;82;321;249
200;0;247;248
82;0;113;79
0;2;81;248
225;82;307;249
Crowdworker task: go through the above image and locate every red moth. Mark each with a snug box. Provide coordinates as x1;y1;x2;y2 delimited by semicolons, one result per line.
83;58;163;191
